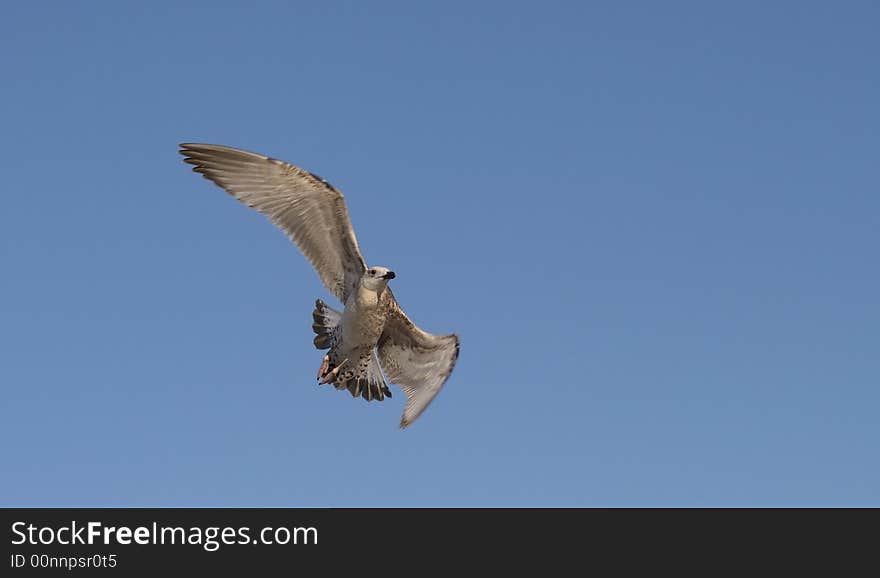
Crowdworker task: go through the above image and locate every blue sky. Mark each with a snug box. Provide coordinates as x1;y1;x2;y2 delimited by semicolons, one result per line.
1;1;878;506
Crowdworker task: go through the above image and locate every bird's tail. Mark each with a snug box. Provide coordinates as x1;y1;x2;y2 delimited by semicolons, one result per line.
341;352;392;401
312;299;341;350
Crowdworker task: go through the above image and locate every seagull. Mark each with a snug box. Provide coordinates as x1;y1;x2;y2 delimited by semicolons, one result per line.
179;144;460;428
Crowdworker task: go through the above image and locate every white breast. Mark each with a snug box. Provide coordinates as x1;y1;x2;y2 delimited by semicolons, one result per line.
341;286;387;347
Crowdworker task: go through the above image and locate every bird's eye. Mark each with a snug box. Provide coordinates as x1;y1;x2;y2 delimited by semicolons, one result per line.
370;269;376;275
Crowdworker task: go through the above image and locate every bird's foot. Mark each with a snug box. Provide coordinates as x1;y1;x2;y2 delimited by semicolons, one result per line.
317;355;330;380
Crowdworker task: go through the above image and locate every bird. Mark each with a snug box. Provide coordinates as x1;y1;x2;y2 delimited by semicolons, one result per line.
179;143;460;428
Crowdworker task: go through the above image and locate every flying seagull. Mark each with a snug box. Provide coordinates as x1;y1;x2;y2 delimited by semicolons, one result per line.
179;143;459;428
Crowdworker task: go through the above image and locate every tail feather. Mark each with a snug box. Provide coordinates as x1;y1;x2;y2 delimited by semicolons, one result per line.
344;352;392;402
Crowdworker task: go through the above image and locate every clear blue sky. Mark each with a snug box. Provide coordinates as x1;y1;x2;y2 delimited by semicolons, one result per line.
2;1;878;506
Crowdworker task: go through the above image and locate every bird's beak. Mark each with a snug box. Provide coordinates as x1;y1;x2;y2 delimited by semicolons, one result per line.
383;271;396;280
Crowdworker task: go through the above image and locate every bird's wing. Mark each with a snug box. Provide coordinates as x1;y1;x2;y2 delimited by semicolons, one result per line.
377;291;460;428
180;143;366;301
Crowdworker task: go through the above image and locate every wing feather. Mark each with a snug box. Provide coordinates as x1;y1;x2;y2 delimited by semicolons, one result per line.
378;291;460;428
179;143;366;301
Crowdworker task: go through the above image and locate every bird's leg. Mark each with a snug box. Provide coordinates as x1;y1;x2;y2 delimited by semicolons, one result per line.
317;355;330;380
319;358;349;385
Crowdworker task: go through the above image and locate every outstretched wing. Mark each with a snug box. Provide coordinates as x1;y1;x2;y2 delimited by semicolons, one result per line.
377;291;460;428
180;143;367;302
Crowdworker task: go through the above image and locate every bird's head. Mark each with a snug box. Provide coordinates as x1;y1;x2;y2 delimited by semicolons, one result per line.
362;266;396;291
